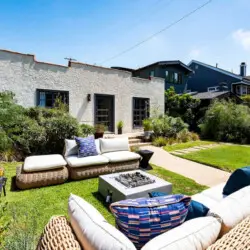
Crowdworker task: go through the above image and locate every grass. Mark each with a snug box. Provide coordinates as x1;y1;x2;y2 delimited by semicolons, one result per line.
180;145;250;172
164;140;216;152
0;162;207;246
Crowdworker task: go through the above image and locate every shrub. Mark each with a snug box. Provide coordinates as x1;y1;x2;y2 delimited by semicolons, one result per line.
176;129;192;143
152;137;168;147
151;115;188;138
199;100;250;143
41;115;80;154
0;130;12;153
190;132;200;141
80;123;95;137
142;119;152;131
165;87;200;130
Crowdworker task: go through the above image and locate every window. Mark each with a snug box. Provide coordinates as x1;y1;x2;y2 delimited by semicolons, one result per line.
133;98;150;127
37;89;69;108
149;70;155;77
165;71;182;84
208;86;219;92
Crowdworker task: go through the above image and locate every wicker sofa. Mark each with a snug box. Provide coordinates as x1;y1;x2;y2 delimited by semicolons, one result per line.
64;137;141;180
16;137;140;189
37;184;250;250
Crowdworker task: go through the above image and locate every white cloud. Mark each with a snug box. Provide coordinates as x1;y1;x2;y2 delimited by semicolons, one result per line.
189;48;201;58
232;29;250;51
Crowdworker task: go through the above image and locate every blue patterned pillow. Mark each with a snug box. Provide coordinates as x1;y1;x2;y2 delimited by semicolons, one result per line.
75;136;98;158
110;194;191;249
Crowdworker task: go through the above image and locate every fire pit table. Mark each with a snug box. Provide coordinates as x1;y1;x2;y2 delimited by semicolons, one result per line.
98;170;172;203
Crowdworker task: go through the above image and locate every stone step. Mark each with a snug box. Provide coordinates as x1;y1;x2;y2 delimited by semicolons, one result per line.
129;142;152;148
129;138;142;144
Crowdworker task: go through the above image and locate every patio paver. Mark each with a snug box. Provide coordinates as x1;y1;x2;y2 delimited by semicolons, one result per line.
140;145;230;187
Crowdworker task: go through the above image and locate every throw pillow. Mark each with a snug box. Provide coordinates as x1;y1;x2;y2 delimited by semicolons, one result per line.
223;166;250;195
185;200;209;221
149;191;209;221
75;136;98;158
148;191;168;197
110;194;191;249
64;139;78;157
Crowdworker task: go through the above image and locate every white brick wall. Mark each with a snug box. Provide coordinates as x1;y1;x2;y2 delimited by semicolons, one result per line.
0;50;165;133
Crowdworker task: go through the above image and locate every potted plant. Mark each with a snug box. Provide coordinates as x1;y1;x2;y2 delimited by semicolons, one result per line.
117;121;124;134
94;124;106;139
143;119;153;141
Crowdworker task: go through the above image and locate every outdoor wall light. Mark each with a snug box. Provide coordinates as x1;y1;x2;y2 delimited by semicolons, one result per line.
87;94;91;102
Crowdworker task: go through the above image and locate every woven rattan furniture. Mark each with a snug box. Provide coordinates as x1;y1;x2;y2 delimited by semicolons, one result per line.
16;165;69;190
207;216;250;250
69;160;139;180
36;216;81;250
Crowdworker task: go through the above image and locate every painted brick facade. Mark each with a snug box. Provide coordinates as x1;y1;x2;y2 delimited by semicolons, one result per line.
0;50;164;133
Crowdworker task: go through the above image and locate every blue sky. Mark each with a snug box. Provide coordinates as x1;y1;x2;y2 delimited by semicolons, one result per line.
1;0;250;74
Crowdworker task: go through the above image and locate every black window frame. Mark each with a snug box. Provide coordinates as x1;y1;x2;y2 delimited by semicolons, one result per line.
36;89;69;108
132;97;150;128
165;70;183;84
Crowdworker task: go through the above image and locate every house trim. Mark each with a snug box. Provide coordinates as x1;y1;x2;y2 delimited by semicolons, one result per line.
188;60;243;80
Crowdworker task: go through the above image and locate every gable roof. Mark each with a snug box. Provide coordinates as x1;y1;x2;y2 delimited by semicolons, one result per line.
134;60;193;73
188;60;243;80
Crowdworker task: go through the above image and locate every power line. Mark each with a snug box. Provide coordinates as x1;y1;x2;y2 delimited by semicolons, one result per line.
100;0;212;65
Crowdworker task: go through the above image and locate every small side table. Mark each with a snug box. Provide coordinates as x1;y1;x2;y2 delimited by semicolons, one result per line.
0;177;7;197
137;150;154;170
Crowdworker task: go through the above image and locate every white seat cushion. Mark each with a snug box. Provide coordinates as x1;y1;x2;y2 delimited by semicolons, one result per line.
68;194;136;250
192;193;220;210
102;151;141;163
209;185;250;236
141;216;221;250
24;154;67;172
66;155;109;168
100;137;129;153
201;182;226;202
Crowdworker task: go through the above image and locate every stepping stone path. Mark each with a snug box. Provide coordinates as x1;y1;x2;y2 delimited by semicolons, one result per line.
172;144;220;155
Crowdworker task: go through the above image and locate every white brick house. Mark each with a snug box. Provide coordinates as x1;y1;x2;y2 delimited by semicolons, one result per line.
0;49;164;133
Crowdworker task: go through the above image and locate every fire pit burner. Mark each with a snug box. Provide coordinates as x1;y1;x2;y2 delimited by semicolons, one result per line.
115;171;155;188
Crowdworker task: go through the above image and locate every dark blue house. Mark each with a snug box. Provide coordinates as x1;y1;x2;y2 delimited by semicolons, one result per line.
124;61;193;93
187;60;250;96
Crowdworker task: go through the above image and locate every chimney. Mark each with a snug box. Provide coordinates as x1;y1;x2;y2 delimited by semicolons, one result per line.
240;62;247;77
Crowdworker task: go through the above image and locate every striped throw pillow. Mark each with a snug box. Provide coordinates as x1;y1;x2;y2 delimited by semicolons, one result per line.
110;194;191;249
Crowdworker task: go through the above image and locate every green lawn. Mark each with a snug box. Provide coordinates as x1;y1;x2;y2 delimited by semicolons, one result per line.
164;140;216;152
180;145;250;172
0;162;207;247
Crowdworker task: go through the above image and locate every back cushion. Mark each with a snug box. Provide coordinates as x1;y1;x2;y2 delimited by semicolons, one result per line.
110;195;191;249
64;139;78;157
141;216;221;250
100;138;129;154
68;194;136;250
223;167;250;195
210;185;250;236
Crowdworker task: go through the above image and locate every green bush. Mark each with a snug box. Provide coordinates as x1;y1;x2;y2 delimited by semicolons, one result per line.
151;115;188;138
80;123;95;137
200;100;250;143
41;115;80;154
0;129;12;153
176;129;192;143
0;92;82;159
152;137;168;147
142;119;152;131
